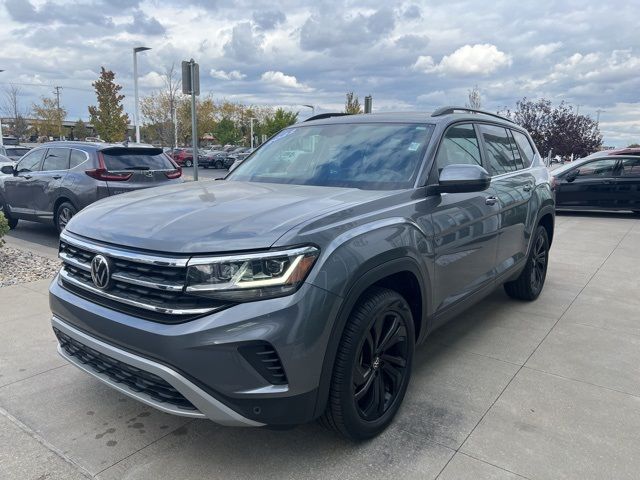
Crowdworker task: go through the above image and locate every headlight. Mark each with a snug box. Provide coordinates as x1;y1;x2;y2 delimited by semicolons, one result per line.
185;246;319;301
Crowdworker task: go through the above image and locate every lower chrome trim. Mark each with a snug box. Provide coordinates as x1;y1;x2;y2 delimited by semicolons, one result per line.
59;268;219;316
52;316;264;427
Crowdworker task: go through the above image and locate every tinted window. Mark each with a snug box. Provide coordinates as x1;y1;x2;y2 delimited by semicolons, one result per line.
511;130;535;167
5;148;30;157
230;123;435;190
42;148;71;171
480;125;519;175
618;158;640;177
70;149;88;168
16;149;45;172
507;130;525;170
575;159;618;177
435;123;481;171
101;148;174;170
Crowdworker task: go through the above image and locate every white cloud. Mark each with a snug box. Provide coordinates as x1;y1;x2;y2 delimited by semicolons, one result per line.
210;69;246;80
529;42;562;59
413;44;511;75
138;71;165;88
260;71;313;91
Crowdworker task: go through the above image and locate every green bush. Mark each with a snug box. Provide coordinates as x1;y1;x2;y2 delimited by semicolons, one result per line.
0;211;9;246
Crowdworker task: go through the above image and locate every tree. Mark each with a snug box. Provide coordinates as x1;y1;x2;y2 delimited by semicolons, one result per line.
628;143;640;148
262;108;298;138
2;85;30;140
88;67;129;142
32;96;66;138
466;85;482;109
499;98;602;158
73;119;89;140
344;92;362;114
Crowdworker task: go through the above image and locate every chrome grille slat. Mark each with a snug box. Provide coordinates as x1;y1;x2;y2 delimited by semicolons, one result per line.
58;233;227;320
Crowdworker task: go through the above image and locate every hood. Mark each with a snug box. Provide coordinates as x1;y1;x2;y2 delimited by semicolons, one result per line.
66;180;391;254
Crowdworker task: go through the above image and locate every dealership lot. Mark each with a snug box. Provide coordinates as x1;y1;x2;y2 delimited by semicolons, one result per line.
1;212;639;479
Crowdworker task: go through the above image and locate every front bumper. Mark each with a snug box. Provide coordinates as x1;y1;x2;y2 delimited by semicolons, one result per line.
49;275;341;425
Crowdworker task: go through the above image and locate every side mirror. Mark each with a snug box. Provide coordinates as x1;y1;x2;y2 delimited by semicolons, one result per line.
565;169;579;182
434;164;491;194
1;165;15;175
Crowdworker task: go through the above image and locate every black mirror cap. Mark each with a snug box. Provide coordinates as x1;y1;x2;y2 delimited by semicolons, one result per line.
436;164;491;194
0;165;15;175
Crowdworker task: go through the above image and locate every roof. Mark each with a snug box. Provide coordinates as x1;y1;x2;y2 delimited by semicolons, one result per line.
31;141;161;151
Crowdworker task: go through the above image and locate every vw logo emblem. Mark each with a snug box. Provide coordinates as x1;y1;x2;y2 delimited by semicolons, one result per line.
91;254;112;290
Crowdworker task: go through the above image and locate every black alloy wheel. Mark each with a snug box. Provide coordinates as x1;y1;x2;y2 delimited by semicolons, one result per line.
504;225;549;300
215;160;223;169
56;202;77;233
320;287;415;440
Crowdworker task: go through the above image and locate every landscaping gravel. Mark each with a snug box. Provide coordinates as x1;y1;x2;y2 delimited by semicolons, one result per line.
0;246;60;287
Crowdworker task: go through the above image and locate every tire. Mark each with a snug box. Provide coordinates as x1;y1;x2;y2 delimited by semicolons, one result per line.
185;159;193;167
504;225;549;301
55;201;77;234
1;200;18;229
319;287;415;440
214;160;223;169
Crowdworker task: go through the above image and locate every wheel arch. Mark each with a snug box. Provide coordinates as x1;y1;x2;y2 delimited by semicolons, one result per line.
312;256;429;419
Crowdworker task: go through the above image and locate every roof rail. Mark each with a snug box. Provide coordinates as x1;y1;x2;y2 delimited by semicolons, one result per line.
304;112;350;122
431;106;513;123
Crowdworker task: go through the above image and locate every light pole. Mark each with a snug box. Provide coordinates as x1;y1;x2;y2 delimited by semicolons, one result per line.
250;117;256;149
302;104;315;117
0;70;4;146
133;46;151;143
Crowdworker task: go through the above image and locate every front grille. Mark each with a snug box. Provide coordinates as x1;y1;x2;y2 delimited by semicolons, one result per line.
238;342;288;385
54;328;197;411
58;234;228;323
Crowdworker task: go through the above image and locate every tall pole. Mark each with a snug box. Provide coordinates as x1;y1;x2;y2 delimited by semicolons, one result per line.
595;109;605;124
54;86;62;139
0;70;4;146
133;47;151;144
250;117;256;149
190;60;198;181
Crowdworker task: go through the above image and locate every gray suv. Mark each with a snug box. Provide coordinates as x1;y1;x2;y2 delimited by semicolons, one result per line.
0;142;183;232
49;108;554;439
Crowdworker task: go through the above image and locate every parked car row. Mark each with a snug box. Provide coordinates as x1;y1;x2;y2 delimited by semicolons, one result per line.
0;141;183;233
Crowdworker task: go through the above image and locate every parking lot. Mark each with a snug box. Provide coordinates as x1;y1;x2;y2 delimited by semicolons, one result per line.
0;211;638;479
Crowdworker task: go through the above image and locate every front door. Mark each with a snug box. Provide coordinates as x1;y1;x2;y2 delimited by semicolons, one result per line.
2;148;46;218
430;123;499;314
556;158;619;209
613;157;640;211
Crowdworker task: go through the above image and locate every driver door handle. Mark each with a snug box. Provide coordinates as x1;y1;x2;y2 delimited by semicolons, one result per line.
485;196;498;206
23;175;32;180
523;183;532;192
52;175;62;180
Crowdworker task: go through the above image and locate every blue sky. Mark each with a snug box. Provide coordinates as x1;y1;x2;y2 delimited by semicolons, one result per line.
0;0;638;146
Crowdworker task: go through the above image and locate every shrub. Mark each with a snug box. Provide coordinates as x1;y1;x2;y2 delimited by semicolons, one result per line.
0;212;9;246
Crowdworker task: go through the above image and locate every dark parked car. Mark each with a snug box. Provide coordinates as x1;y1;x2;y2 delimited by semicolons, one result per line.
0;142;183;233
552;155;640;213
50;108;554;439
202;151;233;169
586;147;640;158
0;145;31;162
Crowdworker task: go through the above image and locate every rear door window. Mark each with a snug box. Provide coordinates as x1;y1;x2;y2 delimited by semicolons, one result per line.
480;124;519;175
617;158;640;177
435;123;482;171
16;149;45;172
42;148;71;171
101;148;174;170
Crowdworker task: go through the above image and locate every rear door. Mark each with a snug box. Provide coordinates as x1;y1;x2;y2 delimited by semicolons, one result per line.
100;147;181;196
2;148;46;217
32;147;71;219
430;123;500;313
613;157;640;211
479;124;535;275
555;158;619;209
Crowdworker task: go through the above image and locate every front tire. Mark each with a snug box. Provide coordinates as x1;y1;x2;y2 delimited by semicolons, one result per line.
55;202;77;234
320;287;415;440
185;159;193;167
1;201;18;229
504;225;549;300
214;160;223;169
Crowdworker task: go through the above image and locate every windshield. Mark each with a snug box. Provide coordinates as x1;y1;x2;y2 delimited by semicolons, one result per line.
228;123;435;190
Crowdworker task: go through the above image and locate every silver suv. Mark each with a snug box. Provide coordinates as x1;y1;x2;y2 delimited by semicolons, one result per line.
0;142;183;232
49;108;554;439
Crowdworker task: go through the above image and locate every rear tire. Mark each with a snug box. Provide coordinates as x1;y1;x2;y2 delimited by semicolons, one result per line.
319;287;414;440
215;160;223;169
1;201;18;229
55;202;77;234
185;159;193;167
504;225;549;301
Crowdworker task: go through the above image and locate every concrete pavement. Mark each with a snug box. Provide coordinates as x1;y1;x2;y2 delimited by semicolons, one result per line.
1;213;639;479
